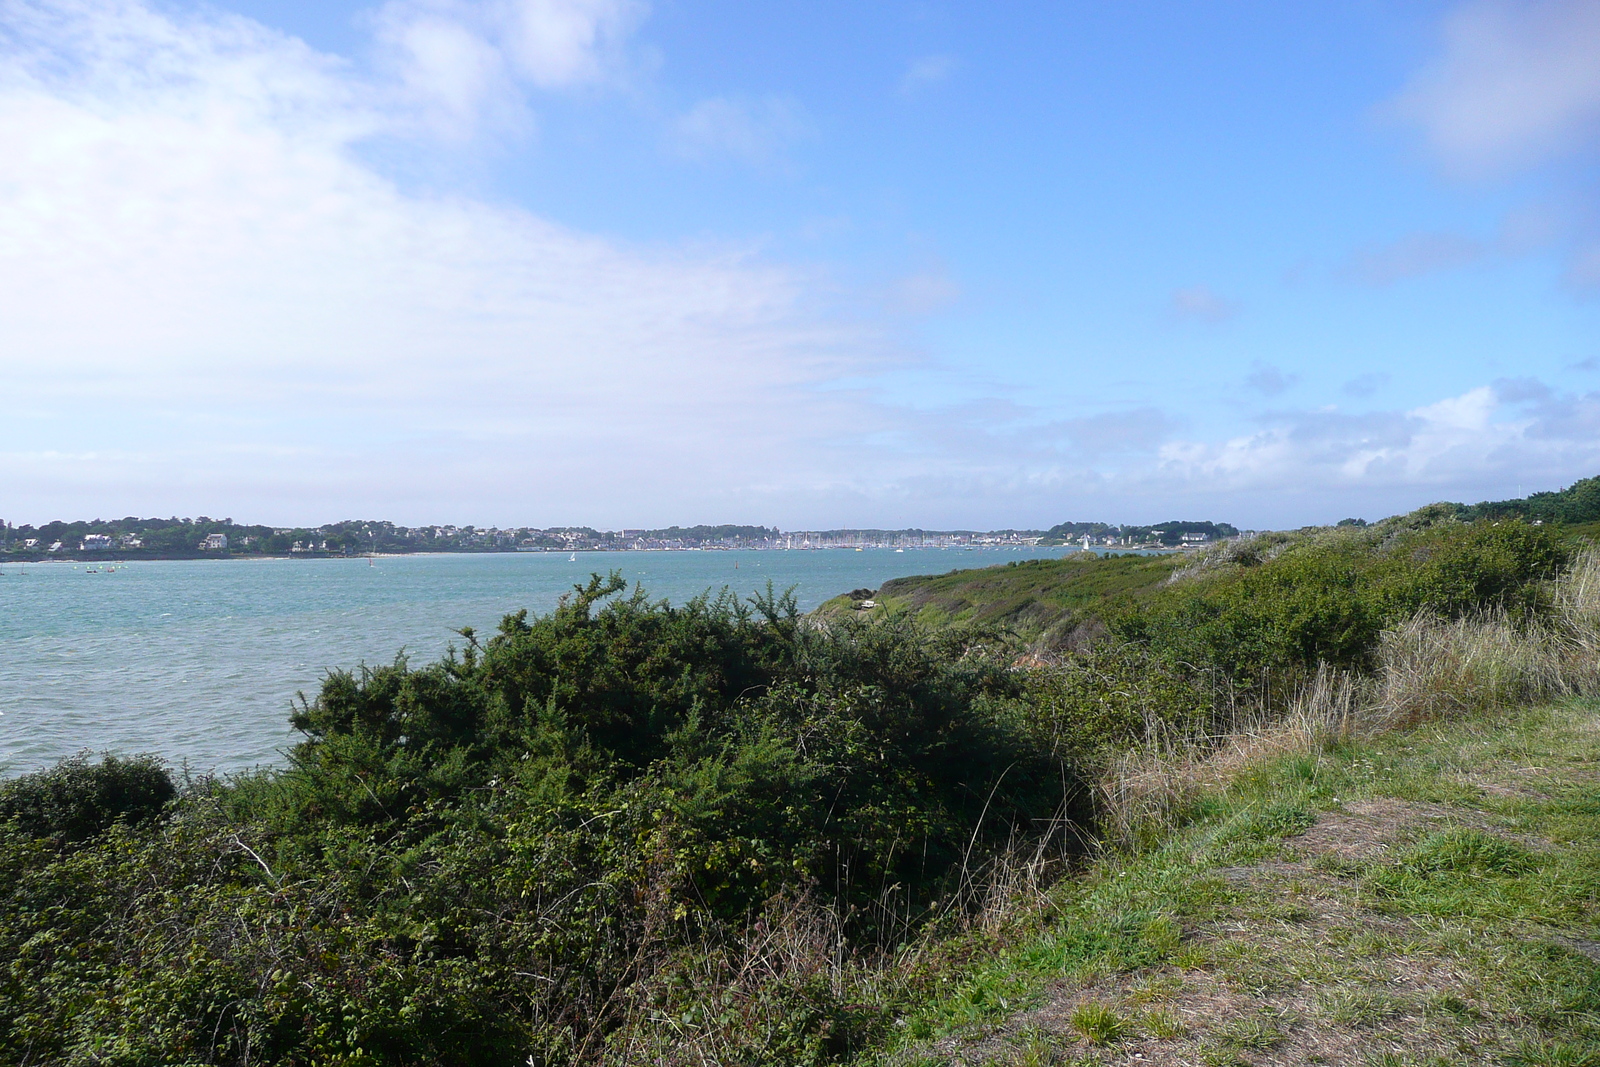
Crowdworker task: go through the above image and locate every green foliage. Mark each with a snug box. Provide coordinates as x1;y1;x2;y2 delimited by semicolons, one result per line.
1068;1002;1129;1045
5;499;1593;1065
850;552;1181;644
1459;475;1600;525
1112;517;1567;699
0;752;173;845
1016;647;1213;759
1401;828;1535;876
0;576;1085;1065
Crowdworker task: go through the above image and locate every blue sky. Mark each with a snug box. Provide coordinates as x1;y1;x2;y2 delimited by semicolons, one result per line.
2;0;1599;529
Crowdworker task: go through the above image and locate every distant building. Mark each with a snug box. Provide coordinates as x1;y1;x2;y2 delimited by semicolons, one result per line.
120;535;143;549
81;534;114;550
200;532;229;551
48;541;63;552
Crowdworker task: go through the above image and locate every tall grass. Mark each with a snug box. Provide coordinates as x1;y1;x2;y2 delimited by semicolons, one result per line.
1555;544;1600;657
1095;548;1600;850
1371;611;1566;727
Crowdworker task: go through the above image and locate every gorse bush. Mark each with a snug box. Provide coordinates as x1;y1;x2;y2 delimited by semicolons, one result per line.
0;576;1122;1066
0;752;174;845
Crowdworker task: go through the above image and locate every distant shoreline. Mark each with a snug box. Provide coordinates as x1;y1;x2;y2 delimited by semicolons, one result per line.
1;544;1183;567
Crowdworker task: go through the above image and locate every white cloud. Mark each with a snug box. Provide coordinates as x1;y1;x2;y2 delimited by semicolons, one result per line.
370;0;644;133
1387;1;1600;293
1392;0;1600;178
669;95;810;168
899;54;956;97
0;0;901;525
5;0;1600;532
1152;384;1600;511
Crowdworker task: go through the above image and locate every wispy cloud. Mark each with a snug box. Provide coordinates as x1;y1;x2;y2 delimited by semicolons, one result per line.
7;0;1600;530
899;54;956;97
669;95;811;168
1341;231;1487;285
1343;372;1391;398
1154;381;1600;512
1388;0;1600;293
1246;362;1300;397
0;0;895;525
1390;0;1600;179
1168;284;1237;323
370;0;646;134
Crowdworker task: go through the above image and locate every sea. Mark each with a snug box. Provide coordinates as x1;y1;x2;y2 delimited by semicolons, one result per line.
0;547;1083;777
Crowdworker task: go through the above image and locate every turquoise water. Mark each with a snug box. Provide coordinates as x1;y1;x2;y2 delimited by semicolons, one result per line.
0;547;1077;776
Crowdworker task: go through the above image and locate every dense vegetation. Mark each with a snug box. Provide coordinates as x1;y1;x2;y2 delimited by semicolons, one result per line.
1;578;1164;1065
1455;473;1600;526
826;552;1182;646
2;493;1594;1064
1111;506;1569;707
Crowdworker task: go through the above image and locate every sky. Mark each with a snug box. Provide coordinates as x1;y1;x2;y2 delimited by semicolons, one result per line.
2;0;1599;530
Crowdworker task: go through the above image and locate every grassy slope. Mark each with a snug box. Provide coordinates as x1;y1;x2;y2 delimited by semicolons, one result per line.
821;518;1600;649
878;701;1600;1066
819;554;1182;644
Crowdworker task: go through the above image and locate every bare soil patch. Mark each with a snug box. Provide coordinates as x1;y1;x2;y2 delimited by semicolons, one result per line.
1285;799;1453;863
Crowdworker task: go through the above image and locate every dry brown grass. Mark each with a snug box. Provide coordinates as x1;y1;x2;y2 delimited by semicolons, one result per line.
1370;610;1569;727
1556;544;1600;659
1096;547;1600;849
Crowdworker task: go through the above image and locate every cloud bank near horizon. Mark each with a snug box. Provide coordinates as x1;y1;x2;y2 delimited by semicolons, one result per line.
0;0;1598;530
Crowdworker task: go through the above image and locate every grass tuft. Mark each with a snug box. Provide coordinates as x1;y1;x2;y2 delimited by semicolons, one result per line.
1068;1002;1130;1046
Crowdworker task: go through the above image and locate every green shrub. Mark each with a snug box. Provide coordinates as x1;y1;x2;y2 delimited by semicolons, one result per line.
1111;518;1566;703
0;752;173;845
0;577;1083;1065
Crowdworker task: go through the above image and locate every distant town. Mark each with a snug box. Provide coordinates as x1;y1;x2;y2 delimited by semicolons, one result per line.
0;517;1243;560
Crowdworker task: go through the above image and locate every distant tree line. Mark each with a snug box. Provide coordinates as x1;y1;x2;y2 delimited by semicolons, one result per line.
1041;519;1241;546
0;518;789;559
1454;475;1600;526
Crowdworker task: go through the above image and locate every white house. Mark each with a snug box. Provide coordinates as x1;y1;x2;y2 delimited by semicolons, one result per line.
81;534;114;550
200;533;229;551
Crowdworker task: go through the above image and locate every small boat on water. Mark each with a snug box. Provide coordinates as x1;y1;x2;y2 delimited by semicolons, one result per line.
569;552;577;561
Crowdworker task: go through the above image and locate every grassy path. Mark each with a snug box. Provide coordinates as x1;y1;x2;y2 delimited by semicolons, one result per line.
881;702;1600;1066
